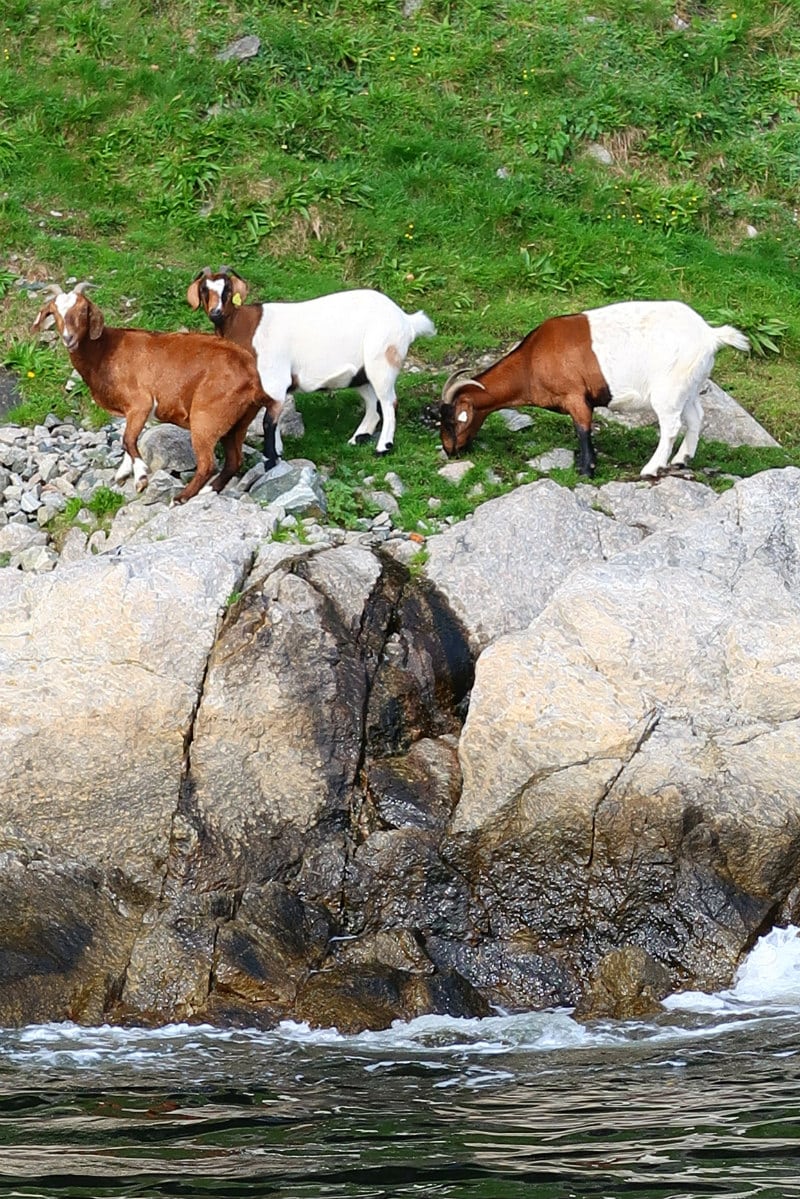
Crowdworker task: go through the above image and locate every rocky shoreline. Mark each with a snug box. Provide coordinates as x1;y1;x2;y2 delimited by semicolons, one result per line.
1;402;799;1029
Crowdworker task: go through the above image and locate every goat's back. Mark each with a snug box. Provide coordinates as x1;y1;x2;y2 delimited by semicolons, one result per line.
254;289;422;360
96;327;262;394
584;300;723;400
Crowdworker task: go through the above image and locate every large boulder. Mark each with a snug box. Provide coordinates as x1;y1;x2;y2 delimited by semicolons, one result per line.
424;476;715;652
446;468;800;999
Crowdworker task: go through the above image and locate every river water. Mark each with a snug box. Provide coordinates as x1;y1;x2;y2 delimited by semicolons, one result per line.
1;927;800;1199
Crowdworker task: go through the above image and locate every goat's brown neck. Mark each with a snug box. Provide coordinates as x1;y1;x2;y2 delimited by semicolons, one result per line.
68;330;112;381
472;352;530;410
215;304;261;351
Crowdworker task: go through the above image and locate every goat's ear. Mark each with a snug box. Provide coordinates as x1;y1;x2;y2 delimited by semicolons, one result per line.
88;301;104;340
186;267;212;310
32;300;55;332
229;273;248;303
186;278;202;310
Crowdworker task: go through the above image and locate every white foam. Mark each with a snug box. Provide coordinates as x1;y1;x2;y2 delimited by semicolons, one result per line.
664;925;800;1014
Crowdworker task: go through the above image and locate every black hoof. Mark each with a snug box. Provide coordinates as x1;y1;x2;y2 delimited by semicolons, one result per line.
354;433;373;445
376;442;393;456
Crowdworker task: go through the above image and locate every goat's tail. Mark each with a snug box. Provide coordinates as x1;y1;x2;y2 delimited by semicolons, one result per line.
712;324;751;354
408;310;437;340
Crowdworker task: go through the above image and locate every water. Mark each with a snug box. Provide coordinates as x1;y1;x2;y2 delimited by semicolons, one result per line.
2;928;800;1199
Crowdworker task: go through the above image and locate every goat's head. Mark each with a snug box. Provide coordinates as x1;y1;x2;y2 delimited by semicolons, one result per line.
186;266;248;327
439;370;485;456
32;285;104;352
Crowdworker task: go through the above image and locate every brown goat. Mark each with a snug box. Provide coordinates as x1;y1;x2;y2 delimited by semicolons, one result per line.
33;288;280;503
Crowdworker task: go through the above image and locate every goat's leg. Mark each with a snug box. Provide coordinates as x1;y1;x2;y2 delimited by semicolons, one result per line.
211;412;253;494
349;383;381;445
175;417;220;504
262;398;282;470
640;398;683;477
371;382;398;455
568;397;597;476
263;406;284;459
573;420;597;476
670;394;704;466
119;405;153;492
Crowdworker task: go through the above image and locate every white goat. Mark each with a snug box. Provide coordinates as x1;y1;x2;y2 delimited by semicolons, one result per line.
187;268;436;463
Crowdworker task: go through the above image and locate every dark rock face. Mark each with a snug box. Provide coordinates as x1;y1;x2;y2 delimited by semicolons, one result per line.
96;535;482;1031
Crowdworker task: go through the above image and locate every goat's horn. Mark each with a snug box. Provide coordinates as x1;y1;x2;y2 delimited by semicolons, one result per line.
441;370;484;406
73;280;98;294
41;282;63;297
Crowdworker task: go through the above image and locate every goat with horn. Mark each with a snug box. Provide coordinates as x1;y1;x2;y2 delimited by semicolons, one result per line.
440;300;750;478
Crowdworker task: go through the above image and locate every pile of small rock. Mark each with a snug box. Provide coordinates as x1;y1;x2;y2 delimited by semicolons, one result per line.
0;414;414;573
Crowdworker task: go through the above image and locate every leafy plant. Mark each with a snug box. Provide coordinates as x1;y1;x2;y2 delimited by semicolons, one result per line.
84;486;126;519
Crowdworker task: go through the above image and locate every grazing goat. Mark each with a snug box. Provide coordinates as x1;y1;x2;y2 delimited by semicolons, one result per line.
33;286;279;503
186;266;436;464
440;300;750;478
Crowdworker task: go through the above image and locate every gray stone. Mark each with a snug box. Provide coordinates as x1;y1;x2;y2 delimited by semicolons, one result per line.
250;463;326;517
140;470;185;506
366;489;400;517
0;524;46;554
527;448;575;472
13;544;58;572
437;461;473;485
237;459;266;492
576;474;717;536
0;371;21;421
216;34;261;62
57;527;89;565
19;489;42;514
586;142;614;166
139;425;197;474
424;478;643;652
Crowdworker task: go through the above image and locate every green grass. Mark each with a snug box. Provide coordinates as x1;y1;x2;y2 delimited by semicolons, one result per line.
2;0;800;527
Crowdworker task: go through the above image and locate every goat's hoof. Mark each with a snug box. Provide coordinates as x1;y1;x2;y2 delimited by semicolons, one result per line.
376;442;394;456
353;433;373;445
135;477;149;494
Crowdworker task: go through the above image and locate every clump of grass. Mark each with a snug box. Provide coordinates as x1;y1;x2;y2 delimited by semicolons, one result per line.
48;486;126;550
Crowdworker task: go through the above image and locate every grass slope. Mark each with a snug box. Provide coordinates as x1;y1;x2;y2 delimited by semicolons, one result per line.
1;0;799;528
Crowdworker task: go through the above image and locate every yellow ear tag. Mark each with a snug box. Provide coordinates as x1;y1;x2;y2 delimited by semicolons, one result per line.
232;293;243;306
